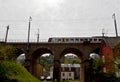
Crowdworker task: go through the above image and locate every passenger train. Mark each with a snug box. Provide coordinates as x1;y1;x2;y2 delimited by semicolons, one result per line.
48;37;103;43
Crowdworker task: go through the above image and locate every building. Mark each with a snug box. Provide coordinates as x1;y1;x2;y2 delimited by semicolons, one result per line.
49;64;80;80
99;37;120;73
61;64;80;80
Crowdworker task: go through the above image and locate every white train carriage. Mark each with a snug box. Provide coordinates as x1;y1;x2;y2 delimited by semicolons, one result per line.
48;37;103;43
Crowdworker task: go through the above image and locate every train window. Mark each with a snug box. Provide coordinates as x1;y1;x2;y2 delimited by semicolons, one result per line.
80;39;83;41
84;39;88;41
89;39;92;41
99;39;102;41
75;39;79;41
70;39;74;41
66;39;69;41
62;38;65;42
58;39;61;42
94;39;97;41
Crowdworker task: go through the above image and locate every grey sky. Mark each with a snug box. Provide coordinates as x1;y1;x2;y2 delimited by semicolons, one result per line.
0;0;120;41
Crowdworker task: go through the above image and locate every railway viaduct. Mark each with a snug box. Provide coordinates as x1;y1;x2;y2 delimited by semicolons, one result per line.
2;37;120;82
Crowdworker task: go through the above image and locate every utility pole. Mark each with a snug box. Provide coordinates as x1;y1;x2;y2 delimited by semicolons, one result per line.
102;28;105;37
112;13;118;37
27;16;32;51
5;25;9;43
37;28;40;42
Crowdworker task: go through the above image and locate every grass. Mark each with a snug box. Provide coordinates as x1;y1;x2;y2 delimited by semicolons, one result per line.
0;61;41;82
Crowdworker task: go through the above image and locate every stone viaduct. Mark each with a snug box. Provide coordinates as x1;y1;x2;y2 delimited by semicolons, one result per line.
6;39;101;82
2;37;120;82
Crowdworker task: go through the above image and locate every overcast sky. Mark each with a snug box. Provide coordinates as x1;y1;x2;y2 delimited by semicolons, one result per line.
0;0;120;41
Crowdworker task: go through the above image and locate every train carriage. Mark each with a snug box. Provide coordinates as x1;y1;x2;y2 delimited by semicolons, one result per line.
48;37;103;43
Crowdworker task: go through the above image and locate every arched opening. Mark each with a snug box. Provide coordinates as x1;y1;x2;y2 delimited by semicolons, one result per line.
31;48;54;79
61;53;81;81
86;48;101;82
15;48;26;65
60;48;83;82
39;53;54;80
90;48;100;56
17;53;26;64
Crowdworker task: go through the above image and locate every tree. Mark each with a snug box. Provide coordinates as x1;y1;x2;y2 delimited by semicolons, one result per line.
113;41;120;70
0;43;17;61
93;57;103;73
64;55;81;64
39;55;53;71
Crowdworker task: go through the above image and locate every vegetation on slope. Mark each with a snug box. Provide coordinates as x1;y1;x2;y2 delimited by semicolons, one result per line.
0;61;40;82
0;43;40;82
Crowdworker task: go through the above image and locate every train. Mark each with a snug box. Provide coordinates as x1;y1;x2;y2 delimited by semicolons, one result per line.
48;37;103;43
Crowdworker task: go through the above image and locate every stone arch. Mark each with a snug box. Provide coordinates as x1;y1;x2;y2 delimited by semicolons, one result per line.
60;48;84;82
60;48;83;59
31;48;53;77
15;48;26;64
31;48;53;60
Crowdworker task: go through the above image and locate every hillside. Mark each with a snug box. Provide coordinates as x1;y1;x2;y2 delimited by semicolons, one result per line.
0;61;41;82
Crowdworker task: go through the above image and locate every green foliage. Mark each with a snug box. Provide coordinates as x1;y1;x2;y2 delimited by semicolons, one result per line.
0;43;41;82
114;58;120;70
93;57;102;72
64;56;81;64
0;61;40;82
0;43;17;61
92;57;117;82
39;55;53;71
113;41;120;71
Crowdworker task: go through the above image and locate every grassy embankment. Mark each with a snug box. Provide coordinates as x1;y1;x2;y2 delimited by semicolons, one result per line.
0;61;41;82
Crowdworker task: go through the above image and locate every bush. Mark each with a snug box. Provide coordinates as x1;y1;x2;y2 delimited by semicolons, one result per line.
0;44;17;61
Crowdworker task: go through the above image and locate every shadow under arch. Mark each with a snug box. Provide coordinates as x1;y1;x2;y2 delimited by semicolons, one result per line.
31;48;53;78
91;48;100;55
15;48;26;58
